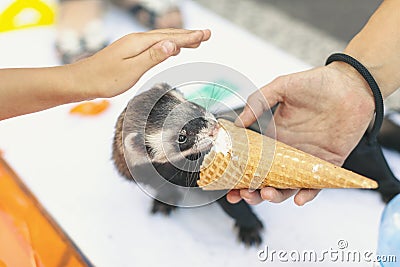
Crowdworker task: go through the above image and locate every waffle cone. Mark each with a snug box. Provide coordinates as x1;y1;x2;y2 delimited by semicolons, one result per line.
198;119;378;190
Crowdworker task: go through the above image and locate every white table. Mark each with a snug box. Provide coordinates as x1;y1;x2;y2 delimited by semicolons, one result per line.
0;1;398;266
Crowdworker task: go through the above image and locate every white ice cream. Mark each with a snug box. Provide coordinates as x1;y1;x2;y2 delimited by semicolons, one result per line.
212;127;232;155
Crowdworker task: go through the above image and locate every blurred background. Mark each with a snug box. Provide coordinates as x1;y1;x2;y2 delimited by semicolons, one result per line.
195;0;382;65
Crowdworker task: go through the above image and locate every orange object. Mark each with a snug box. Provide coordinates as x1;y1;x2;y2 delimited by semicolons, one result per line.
0;157;92;267
69;100;110;116
0;211;36;267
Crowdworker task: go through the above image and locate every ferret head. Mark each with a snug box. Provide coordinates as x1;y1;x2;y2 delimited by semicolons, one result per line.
123;84;218;167
145;88;218;164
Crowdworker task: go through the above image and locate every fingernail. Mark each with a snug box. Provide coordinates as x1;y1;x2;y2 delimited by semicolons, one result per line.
298;199;308;206
296;201;305;207
161;41;175;54
261;190;272;201
264;195;272;202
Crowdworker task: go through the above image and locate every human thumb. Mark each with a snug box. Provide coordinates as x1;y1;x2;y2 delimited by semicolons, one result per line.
234;90;272;128
235;78;284;128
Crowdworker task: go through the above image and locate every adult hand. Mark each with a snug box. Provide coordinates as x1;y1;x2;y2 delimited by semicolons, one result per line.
227;62;375;206
70;28;211;99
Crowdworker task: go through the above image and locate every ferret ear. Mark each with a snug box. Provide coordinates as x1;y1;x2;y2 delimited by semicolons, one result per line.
124;132;148;165
153;83;171;92
153;83;186;101
168;88;186;102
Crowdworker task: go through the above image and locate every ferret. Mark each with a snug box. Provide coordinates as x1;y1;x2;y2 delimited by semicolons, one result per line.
112;83;263;246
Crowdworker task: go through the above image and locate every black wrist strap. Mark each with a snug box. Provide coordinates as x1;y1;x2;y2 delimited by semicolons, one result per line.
325;53;384;144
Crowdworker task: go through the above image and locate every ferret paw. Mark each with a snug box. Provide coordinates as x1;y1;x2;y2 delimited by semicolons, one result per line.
151;199;177;216
235;220;264;247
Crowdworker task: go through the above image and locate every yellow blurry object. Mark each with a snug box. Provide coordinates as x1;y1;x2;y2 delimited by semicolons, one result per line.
0;0;56;32
0;157;92;267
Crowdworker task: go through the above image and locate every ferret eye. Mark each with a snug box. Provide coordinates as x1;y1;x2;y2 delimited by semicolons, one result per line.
178;134;187;144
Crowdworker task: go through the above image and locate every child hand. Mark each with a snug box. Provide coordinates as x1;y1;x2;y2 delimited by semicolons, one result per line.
70;28;211;99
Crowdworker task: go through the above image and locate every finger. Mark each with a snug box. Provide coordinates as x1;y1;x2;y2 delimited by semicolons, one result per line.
260;187;298;203
148;28;194;34
130;40;177;75
226;190;242;204
235;77;285;127
117;30;209;58
294;189;321;206
240;189;264;205
149;28;212;42
150;29;211;48
200;29;212;41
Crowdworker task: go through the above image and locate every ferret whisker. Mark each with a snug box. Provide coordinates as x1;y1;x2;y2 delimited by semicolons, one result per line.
207;84;225;110
212;106;223;115
184;160;191;187
185;160;194;187
189;161;198;187
205;84;216;110
215;113;235;121
195;94;208;110
190;161;196;179
208;97;219;111
194;158;200;173
150;173;173;192
189;160;199;186
166;168;182;183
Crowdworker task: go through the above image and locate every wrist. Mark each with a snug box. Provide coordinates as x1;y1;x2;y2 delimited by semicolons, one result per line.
325;61;375;119
325;53;385;140
326;61;373;98
344;46;399;99
33;66;86;105
66;60;99;101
